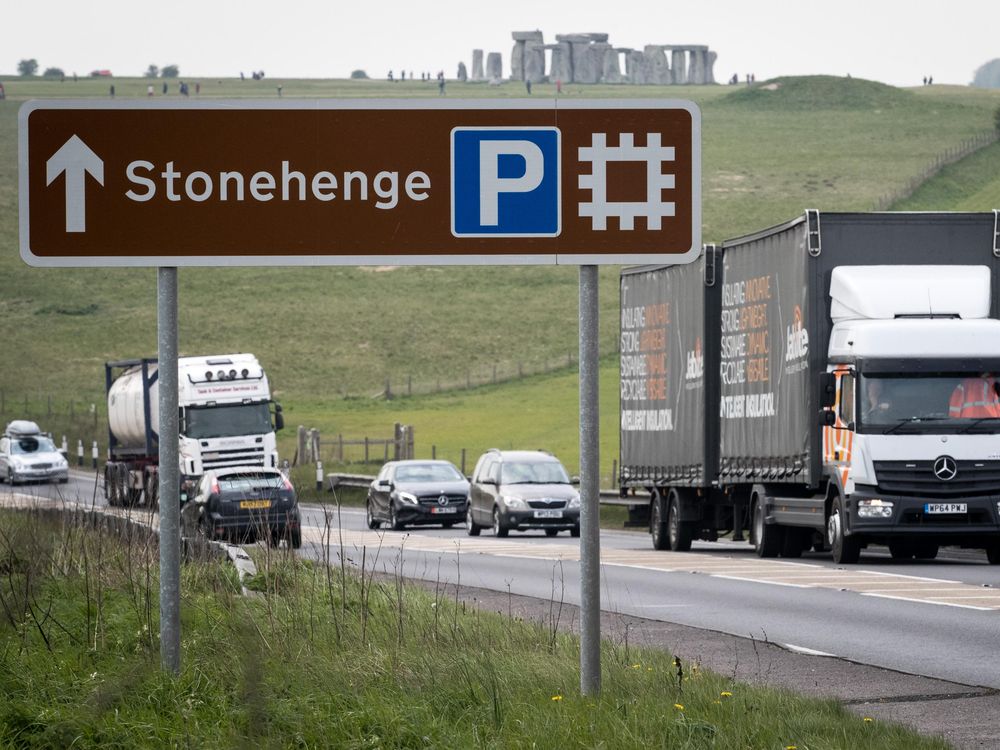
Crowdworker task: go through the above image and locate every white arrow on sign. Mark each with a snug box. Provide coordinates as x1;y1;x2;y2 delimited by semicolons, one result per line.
45;135;104;233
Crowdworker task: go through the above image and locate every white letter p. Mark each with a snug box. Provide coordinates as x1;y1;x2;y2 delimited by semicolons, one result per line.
479;140;544;226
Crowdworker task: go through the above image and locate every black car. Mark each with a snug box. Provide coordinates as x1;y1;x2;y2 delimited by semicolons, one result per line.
467;449;580;537
366;460;470;530
185;466;301;548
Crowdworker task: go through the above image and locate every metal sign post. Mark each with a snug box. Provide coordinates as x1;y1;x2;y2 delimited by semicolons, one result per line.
157;267;180;674
578;264;601;696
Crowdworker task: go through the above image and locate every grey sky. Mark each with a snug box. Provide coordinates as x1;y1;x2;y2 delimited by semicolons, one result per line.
7;0;998;87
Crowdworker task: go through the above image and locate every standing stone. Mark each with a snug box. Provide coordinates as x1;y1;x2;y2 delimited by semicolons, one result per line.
671;48;687;84
705;50;718;84
471;49;485;81
524;41;547;83
688;48;704;85
486;52;503;82
596;43;621;83
627;49;648;84
457;62;468;82
644;46;671;84
549;42;573;83
511;31;544;81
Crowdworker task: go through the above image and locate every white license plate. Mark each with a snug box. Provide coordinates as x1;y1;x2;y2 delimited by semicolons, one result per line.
924;503;967;514
431;506;458;514
534;509;563;519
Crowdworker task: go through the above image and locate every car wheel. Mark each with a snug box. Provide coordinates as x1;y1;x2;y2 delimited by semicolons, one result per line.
289;526;302;550
545;528;559;537
913;542;939;560
987;545;1000;565
493;507;509;538
570;525;581;538
466;507;481;536
199;515;215;542
366;501;381;530
390;505;405;531
650;492;668;551
667;491;693;552
753;497;783;559
828;495;860;564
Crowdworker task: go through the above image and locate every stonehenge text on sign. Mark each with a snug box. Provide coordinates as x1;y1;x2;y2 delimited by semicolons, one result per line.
19;99;701;267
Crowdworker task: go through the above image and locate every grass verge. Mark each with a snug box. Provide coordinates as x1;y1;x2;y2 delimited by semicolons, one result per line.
0;507;947;748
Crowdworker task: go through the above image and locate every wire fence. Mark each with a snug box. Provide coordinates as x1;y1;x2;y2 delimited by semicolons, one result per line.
873;129;1000;211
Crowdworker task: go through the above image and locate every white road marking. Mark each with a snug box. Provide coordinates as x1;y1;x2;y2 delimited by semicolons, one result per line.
782;643;837;657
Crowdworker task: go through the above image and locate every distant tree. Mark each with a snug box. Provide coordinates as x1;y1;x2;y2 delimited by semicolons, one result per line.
350;69;369;79
17;59;39;77
161;64;179;78
972;59;1000;89
145;64;160;78
43;67;65;78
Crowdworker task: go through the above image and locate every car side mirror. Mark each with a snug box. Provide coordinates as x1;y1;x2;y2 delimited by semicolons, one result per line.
376;479;392;491
570;475;581;485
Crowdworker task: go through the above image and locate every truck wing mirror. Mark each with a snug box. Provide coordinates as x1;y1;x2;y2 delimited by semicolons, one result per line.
819;372;836;408
274;412;284;431
821;410;837;427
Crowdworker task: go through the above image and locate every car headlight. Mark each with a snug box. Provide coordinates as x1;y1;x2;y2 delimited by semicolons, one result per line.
857;498;894;519
10;458;26;470
397;491;419;505
502;495;528;509
568;495;581;509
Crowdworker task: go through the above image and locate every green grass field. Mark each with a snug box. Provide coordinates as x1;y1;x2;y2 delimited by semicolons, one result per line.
1;74;999;480
0;510;949;749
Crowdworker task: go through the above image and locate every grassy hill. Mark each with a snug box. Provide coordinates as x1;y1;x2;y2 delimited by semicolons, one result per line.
1;75;998;477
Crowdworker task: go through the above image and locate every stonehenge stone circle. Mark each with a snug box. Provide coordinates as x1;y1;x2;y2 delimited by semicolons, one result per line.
466;32;717;86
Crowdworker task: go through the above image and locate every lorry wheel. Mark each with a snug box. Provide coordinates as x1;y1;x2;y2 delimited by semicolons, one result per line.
913;542;939;560
828;496;861;564
752;498;783;558
650;493;669;551
667;491;693;552
492;507;509;538
780;528;805;558
465;507;481;536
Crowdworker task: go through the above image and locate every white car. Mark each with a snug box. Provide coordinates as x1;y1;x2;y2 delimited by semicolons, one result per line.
0;420;69;485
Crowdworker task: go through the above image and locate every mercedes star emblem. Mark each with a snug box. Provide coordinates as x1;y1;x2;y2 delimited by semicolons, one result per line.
437;494;449;505
933;456;957;481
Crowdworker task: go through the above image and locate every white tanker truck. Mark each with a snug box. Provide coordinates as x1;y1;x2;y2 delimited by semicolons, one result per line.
104;353;284;506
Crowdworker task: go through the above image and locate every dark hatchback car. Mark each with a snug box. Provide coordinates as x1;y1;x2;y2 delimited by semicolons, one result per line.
366;460;470;531
185;467;301;548
467;449;580;537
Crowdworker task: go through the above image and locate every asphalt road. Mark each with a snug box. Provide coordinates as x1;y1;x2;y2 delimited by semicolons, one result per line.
7;471;1000;747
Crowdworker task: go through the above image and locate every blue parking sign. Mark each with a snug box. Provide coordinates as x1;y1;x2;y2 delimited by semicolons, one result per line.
451;127;560;237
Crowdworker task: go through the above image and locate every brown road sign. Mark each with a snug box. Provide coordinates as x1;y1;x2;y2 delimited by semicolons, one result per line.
19;99;700;267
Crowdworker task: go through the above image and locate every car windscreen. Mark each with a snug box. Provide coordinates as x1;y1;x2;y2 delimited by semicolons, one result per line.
185;402;272;439
394;463;464;483
501;461;570;484
217;473;286;492
11;436;57;454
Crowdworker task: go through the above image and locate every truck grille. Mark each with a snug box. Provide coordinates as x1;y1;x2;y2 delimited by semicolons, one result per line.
202;446;266;470
873;460;1000;499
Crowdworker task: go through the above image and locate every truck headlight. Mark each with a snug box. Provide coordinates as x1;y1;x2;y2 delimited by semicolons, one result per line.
502;495;527;509
397;491;419;505
857;498;894;519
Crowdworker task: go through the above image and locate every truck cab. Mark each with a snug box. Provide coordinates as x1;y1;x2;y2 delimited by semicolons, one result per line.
822;266;1000;562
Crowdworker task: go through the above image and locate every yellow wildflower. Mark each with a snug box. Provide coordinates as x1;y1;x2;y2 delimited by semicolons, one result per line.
551;695;563;702
864;717;874;723
720;691;732;697
674;703;684;710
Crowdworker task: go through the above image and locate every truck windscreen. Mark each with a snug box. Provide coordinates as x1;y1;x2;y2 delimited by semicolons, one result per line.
859;372;1000;433
184;403;272;439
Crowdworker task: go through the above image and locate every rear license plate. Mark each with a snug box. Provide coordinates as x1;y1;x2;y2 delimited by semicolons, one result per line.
431;506;458;514
239;499;271;509
534;509;563;519
924;503;967;514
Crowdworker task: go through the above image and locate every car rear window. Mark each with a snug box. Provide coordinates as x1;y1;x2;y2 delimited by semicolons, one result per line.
218;474;285;492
